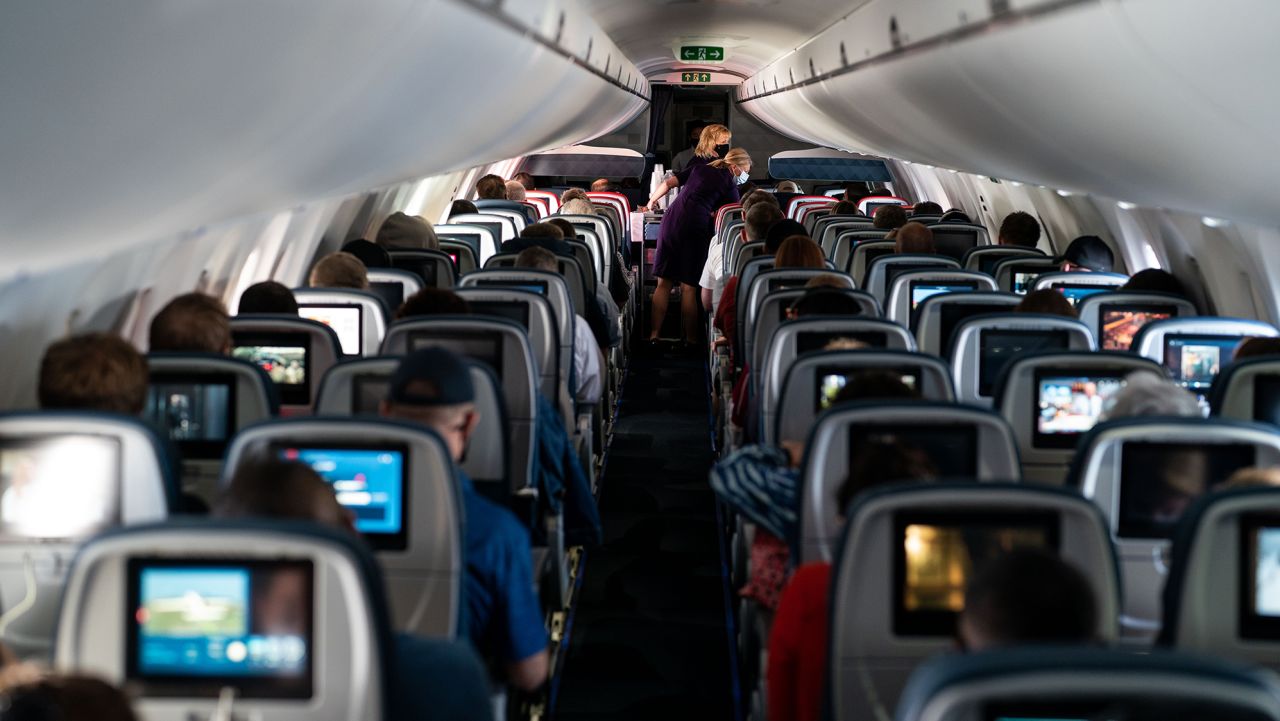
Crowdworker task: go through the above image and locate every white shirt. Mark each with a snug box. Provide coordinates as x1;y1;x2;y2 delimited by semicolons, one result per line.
700;236;726;311
573;315;603;405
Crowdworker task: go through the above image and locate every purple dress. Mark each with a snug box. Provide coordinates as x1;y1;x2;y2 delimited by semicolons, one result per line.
653;160;740;286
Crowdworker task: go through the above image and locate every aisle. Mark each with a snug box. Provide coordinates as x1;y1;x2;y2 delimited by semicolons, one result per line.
552;346;734;720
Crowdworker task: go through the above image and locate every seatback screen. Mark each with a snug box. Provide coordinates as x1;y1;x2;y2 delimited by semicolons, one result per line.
910;281;979;311
1240;514;1280;640
127;558;313;699
1033;372;1126;448
1099;303;1175;351
231;331;310;406
1163;334;1240;391
768;277;812;293
850;424;978;479
938;303;1009;354
978;330;1071;396
929;227;979;261
389;256;440;288
0;435;120;539
409;331;503;379
276;445;408;551
1012;270;1039;295
468;300;531;331
368;282;404;313
893;511;1059;636
474;279;549;296
351;374;390;415
797;330;888;354
146;374;236;460
298;304;362;356
885;263;951;291
1118;441;1255;539
1253;376;1280;425
815;366;920;412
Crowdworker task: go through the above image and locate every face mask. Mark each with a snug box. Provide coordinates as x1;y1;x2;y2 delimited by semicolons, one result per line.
735;170;749;186
715;143;730;157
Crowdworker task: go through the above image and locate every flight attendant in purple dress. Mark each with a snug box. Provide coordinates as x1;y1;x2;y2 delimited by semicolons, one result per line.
647;147;752;344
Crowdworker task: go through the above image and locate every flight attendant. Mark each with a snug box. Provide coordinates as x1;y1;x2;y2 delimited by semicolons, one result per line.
648;147;752;344
642;123;732;210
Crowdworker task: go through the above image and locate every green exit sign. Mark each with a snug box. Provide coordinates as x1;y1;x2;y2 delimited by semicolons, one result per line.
681;72;712;83
679;45;724;62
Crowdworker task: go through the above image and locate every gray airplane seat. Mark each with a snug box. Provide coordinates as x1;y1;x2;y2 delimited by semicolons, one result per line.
885;269;999;329
798;403;1021;564
732;255;778;364
816;217;872;257
994;351;1164;484
864;254;961;302
229;316;343;416
913;291;1020;357
923;222;991;262
567;230;605;286
1076;291;1199;352
556;214;614;255
222;418;464;639
482;253;588;322
827;483;1118;721
769;350;954;445
452;211;521;243
374;258;439;298
837;232;891;276
949;313;1096;407
729;241;768;278
743;268;857;369
752;288;882;377
992;255;1061;295
0;411;175;660
437;239;478;276
1032;270;1130;307
294;288;390;358
859;196;909;216
1133;316;1280;414
1066;417;1280;644
961;245;1045;274
146;353;279;505
718;218;745;264
454;286;564;419
1212;357;1280;424
54;519;393;721
435;223;500;265
1160;487;1280;671
757;317;917;429
894;647;1280;721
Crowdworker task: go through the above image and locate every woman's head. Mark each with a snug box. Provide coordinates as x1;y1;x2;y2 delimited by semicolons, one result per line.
695;123;732;158
894;222;935;254
710;148;752;187
774;235;826;269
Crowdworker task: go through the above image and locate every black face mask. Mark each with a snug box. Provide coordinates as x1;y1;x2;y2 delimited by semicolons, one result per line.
715;143;730;157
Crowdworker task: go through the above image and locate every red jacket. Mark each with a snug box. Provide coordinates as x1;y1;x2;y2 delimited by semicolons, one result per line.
767;562;831;721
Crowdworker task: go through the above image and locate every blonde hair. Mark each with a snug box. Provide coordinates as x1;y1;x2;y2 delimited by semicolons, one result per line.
695;124;731;158
709;147;751;173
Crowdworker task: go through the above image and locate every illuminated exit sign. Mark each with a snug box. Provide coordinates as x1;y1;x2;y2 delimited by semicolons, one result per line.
681;72;712;83
679;46;724;62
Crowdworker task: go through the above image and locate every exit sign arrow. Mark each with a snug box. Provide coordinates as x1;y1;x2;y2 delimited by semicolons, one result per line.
679;46;725;62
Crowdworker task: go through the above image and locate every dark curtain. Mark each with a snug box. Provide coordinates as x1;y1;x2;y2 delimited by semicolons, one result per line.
643;85;674;179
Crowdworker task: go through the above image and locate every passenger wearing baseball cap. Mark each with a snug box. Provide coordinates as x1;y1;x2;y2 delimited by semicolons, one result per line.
1060;235;1115;273
381;347;549;692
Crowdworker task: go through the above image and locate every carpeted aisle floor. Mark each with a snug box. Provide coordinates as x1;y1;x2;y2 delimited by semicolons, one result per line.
552;347;734;721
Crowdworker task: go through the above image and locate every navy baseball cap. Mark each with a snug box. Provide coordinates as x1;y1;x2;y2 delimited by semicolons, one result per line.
387;347;474;406
1060;235;1115;272
765;219;807;252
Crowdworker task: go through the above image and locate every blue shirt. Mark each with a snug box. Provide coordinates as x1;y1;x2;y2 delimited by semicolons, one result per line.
457;468;548;664
534;393;603;547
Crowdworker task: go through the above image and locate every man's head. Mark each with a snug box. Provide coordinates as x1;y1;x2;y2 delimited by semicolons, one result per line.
515;245;559;273
149;293;231;353
512;172;536;191
237;281;298;315
379;348;479;462
998;211;1041;248
560;198;596;216
547;218;578;241
830;200;859;216
375;212;438;250
590;178;610;192
38;333;148;415
895;222;935;254
741;189;779;217
958;549;1098;651
686;124;705;147
521;222;565;241
913;201;944;216
505;180;527;202
788;287;865;319
0;674;140;721
744;202;785;243
475;174;508;200
764;219;807;253
1121;269;1186;297
214;458;354;534
450;199;478;217
339;239;392;269
308;252;369;290
775;180;800;194
873;205;908;230
396;288;472;320
560;187;589;204
1060;235;1115;273
1015;289;1078;319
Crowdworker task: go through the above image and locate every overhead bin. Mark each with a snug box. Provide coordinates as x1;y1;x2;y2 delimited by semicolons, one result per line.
767;148;893;183
519;145;647;180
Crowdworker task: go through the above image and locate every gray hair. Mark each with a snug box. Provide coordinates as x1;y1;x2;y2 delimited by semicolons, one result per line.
560;198;597;216
1099;370;1203;421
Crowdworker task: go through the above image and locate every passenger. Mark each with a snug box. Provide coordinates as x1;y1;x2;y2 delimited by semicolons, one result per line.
895;222;935;254
939;209;972;224
1221;466;1280;489
804;274;849;290
149;293;231;354
505;180;527;202
998;211;1041;248
1235;337;1280;360
1015;288;1078;318
829;200;859;216
650;148;752;345
514;220;618;349
873;205;908;231
237;281;298;315
475;174;508;200
38;333;147;414
785;286;865;320
515;247;603;406
1060;235;1115;273
1121;268;1187;297
560;187;589;205
701;200;784;314
670;123;706;173
590;178;610;192
640;123;732;211
308;252;369;291
775;180;800;194
450;199;479;217
379;349;550;691
560;197;597;216
512;172;536;191
546;217;578;241
768;434;937;721
957;549;1099;651
213;459;493;718
0;672;139;721
1099;370;1201;421
501;221;571;256
714;217;806;357
375;211;440;251
774;236;825;270
913;201;944;216
340;239;392;269
741;189;780;215
739;181;759;197
396;288;472;320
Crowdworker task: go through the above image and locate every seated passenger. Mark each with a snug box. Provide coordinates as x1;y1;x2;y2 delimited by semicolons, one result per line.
829;200;859;216
214;459;494;716
998;211;1040;248
768;435;937;721
1099;370;1201;421
895;221;935;254
1059;235;1115;273
957;549;1099;650
505;180;527;202
1235;337;1280;360
560;187;589;205
560;197;597;216
0;671;139;721
1015;288;1078;318
375;211;439;250
340;239;393;269
237;281;298;315
702;201;786;313
501;221;571;256
913;201;944;216
514;247;603;406
939;209;972;224
1221;466;1280;490
308;251;369;291
590;178;610;192
775;180;800;194
475;174;508;201
741;188;780;214
378;350;550;691
713;217;805;356
513;172;536;191
785;285;865;320
873;205;908;231
39;333;147;414
149;293;231;354
450;199;479;218
866;187;893;198
1121;268;1187;297
396;288;472;320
